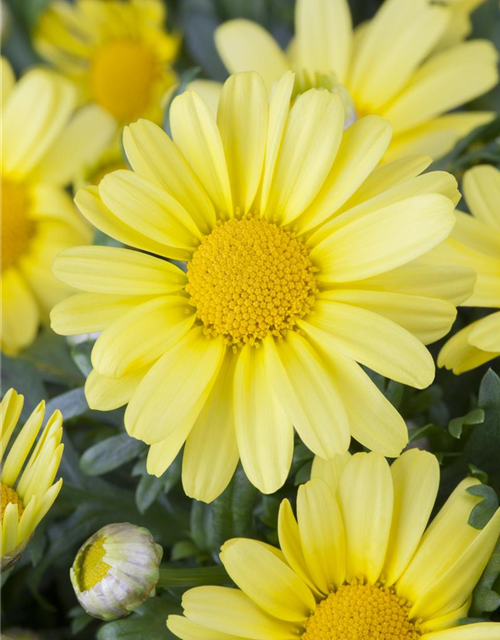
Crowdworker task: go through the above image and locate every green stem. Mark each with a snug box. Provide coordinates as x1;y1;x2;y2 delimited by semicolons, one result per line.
157;565;230;589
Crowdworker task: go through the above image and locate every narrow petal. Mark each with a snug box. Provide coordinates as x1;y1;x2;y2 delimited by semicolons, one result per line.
217;72;268;214
215;20;289;90
463;164;500;230
297;479;347;593
182;587;299;640
85;367;147;411
294;0;352;82
146;417;196;477
188;80;222;118
170;90;233;216
234;345;293;494
53;245;186;295
125;328;226;444
1;268;39;354
420;623;500;640
264;333;349;458
311;453;351;494
123;119;216;234
91;296;195;378
338;452;394;584
469;312;500;353
1;402;45;487
383;450;440;585
167;616;249;640
439;322;500;375
182;352;239;503
1;389;24;462
220;538;315;622
265;90;344;226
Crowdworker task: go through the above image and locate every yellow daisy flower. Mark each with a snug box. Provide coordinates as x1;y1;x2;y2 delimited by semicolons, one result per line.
34;0;180;127
168;450;500;640
1;58;114;354
206;0;498;162
438;165;500;373
51;72;475;502
1;389;64;570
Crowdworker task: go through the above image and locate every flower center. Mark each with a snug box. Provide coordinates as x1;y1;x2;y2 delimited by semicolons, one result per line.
1;178;34;270
78;536;111;591
292;69;357;128
89;40;158;122
1;482;25;522
303;583;421;640
186;217;317;346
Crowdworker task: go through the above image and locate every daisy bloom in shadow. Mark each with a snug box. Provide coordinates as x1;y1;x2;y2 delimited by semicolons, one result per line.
1;58;114;353
438;165;500;373
203;0;498;162
1;389;64;570
168;450;500;640
52;71;475;501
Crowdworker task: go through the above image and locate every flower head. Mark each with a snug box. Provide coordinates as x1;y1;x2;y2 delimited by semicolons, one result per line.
168;450;500;640
70;522;163;620
1;389;64;570
0;58;114;353
52;71;474;502
208;0;498;161
35;0;180;126
438;165;500;373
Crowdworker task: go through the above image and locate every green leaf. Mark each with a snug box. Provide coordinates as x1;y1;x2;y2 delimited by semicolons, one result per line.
170;540;199;561
136;474;165;515
467;484;499;530
97;594;181;640
471;536;500;617
22;329;84;386
0;353;46;419
449;408;485;439
80;433;146;476
46;388;89;421
71;340;94;377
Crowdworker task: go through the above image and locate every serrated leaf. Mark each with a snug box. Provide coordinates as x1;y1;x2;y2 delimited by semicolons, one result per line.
449;408;485;439
471;537;500;617
467;484;499;530
80;433;145;476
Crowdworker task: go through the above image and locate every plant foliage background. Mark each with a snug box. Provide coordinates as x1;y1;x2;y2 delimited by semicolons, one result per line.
1;0;500;637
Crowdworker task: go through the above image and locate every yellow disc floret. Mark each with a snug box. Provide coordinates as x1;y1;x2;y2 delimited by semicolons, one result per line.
1;482;25;522
303;583;421;640
186;217;317;345
1;178;34;270
89;40;158;121
79;536;112;591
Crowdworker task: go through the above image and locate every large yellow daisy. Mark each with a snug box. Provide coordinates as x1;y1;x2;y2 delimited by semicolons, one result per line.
1;58;114;354
1;389;64;570
51;72;475;501
438;165;500;373
168;450;500;640
34;0;180;127
205;0;498;162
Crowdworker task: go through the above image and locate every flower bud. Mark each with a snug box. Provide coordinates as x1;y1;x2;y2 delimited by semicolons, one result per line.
70;522;163;621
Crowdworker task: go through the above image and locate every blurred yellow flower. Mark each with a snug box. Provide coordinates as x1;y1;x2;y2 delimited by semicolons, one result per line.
439;0;489;49
207;0;498;161
168;450;500;640
439;165;500;373
35;0;180;126
52;72;474;501
1;58;114;353
1;389;64;570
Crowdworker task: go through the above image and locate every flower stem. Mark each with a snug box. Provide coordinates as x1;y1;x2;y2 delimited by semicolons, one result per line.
157;565;230;589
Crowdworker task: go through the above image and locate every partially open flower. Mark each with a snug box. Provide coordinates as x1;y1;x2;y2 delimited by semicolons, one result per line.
70;523;163;621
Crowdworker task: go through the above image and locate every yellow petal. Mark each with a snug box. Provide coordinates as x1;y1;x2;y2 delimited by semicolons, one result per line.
311;453;351;494
265;90;344;226
1;502;20;556
302;300;435;388
383;450;440;585
381;40;499;133
1;389;23;462
85;367;147;411
215;20;289;90
53;245;186;295
420;623;500;640
220;538;315;622
75;186;189;261
182;586;299;639
297;479;346;593
297;116;392;232
439;321;500;374
92;296;195;378
182;352;239;503
167;615;248;640
1;402;45;487
338;452;393;584
170;90;233;216
463;164;500;230
234;344;293;495
123;119;216;234
187;80;222;118
99;170;202;252
419;600;470;634
217;72;268;214
312;194;455;283
1;268;39;355
1;57;15;108
294;0;352;82
452;210;500;259
469;312;500;353
146;417;196;477
263;333;349;458
125;328;226;444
